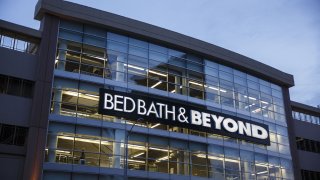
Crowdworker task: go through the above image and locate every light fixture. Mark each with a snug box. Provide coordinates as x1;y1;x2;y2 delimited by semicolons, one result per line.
196;154;239;163
124;64;145;71
62;90;99;101
256;170;268;175
156;156;169;162
189;81;203;87
209;86;227;93
56;150;71;154
58;136;112;145
131;152;145;158
150;123;161;128
86;54;106;61
151;81;162;88
244;95;257;101
121;159;145;164
121;144;146;151
147;70;167;77
149;147;170;152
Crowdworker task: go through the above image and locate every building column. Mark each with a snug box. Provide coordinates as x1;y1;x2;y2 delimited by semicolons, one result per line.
184;151;189;175
57;40;67;70
115;56;125;81
182;71;187;96
112;129;125;168
52;86;62;114
47;132;58;162
175;76;181;94
243;161;250;179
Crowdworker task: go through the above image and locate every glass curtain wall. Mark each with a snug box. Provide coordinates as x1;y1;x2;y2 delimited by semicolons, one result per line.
46;19;294;179
55;20;286;123
45;122;294;179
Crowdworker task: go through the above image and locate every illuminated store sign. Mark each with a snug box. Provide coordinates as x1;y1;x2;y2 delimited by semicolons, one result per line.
99;89;270;145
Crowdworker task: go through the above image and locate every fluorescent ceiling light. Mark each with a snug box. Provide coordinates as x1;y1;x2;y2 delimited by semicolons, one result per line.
256;170;268;175
150;123;161;128
121;144;146;151
149;147;169;152
219;89;227;93
86;54;105;61
132;152;145;158
189;81;203;87
244;95;257;101
197;154;239;163
147;70;167;77
124;64;145;71
207;85;227;93
120;159;145;164
156;156;169;162
63;90;99;101
151;81;162;88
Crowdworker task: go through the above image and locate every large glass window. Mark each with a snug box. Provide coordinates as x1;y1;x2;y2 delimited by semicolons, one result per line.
48;19;294;179
0;74;34;98
55;19;288;123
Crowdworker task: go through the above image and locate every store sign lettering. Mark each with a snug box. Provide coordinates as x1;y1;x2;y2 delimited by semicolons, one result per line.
98;89;270;145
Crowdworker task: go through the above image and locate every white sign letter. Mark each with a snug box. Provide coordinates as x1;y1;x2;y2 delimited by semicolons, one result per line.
211;115;224;129
191;110;202;125
252;125;268;139
104;93;114;110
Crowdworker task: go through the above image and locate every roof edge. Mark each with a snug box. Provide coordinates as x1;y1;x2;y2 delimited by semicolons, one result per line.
34;0;294;87
0;19;41;39
291;101;320;114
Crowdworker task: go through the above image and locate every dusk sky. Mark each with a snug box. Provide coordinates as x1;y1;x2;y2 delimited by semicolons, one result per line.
1;0;319;107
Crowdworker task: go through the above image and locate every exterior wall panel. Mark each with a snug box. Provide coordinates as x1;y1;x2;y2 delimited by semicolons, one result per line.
0;94;32;127
0;47;38;81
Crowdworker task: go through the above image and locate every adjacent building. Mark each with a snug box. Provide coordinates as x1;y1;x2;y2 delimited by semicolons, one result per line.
0;0;319;179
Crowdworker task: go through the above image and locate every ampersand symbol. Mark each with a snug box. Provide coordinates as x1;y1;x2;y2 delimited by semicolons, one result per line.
178;107;189;123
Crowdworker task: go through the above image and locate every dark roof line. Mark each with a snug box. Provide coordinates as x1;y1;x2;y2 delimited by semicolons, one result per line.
0;19;41;39
291;101;320;114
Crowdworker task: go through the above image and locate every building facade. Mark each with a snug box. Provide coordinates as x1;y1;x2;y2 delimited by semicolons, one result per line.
0;0;319;179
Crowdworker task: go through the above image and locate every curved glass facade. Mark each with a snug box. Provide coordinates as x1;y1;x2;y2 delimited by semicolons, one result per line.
45;20;293;179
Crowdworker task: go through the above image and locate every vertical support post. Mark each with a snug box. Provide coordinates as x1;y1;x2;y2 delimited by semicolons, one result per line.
47;132;57;162
57;40;67;70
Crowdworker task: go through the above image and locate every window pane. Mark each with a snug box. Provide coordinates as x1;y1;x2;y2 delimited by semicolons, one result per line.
0;75;8;93
7;77;21;96
0;124;15;144
21;80;34;98
14;127;28;146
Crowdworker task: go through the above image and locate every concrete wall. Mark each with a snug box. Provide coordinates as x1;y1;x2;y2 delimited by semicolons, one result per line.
297;150;320;172
0;47;38;81
0;94;32;127
293;120;320;142
293;119;320;173
0;154;25;180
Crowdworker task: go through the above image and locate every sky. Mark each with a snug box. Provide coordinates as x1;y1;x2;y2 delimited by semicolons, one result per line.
1;0;319;107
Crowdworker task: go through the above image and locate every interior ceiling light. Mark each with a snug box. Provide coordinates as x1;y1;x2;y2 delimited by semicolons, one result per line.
151;81;162;88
